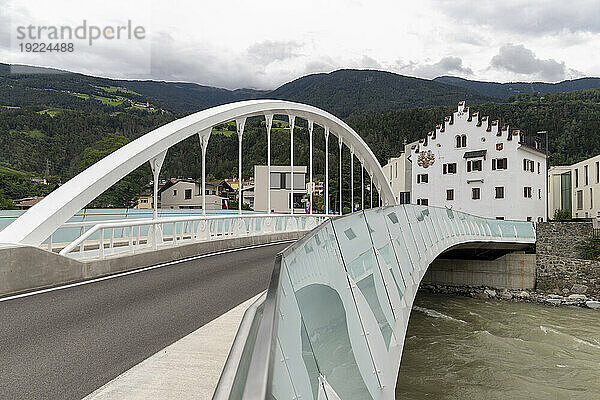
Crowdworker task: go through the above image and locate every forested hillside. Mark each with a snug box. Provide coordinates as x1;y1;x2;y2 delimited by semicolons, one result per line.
3;63;600;207
434;76;600;100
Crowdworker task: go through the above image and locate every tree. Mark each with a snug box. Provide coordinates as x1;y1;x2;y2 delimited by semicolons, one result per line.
80;133;150;208
0;189;16;209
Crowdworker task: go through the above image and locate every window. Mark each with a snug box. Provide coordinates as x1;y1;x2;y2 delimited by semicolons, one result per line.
472;187;481;200
523;186;532;198
496;216;505;220
577;190;583;210
596;161;599;183
395;163;398;179
537;162;541;174
446;189;454;201
184;189;192;199
416;198;429;206
495;187;504;199
523;159;535;172
455;134;467;148
173;190;177;196
527;217;532;222
467;160;482;172
492;158;507;170
585;165;589;185
141;199;148;203
399;192;410;204
539;188;542;199
443;163;457;174
591;187;594;209
575;169;579;187
417;173;428;183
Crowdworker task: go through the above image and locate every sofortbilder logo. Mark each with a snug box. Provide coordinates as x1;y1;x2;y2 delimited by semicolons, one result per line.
15;20;146;52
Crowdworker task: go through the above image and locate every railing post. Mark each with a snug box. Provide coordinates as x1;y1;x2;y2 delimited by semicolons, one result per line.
99;228;104;259
236;117;246;215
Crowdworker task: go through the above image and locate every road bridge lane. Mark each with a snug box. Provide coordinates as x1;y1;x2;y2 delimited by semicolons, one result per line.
0;242;289;400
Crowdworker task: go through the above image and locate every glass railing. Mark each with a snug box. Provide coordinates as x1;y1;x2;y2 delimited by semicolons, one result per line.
215;204;536;400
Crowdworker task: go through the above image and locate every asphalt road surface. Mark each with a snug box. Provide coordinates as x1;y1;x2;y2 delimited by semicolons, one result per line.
0;242;289;400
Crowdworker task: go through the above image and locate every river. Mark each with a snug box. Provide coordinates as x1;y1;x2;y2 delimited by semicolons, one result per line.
397;292;600;400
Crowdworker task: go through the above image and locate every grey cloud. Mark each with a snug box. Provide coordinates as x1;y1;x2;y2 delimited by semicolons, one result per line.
356;55;381;69
490;44;567;81
435;0;600;35
247;40;303;64
396;56;473;79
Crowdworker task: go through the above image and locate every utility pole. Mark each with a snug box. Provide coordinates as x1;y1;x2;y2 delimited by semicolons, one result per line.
44;159;51;179
538;131;549;221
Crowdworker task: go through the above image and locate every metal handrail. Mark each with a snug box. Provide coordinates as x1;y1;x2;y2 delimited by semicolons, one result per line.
59;213;328;257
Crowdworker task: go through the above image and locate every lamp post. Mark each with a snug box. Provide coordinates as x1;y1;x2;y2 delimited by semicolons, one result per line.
538;130;549;221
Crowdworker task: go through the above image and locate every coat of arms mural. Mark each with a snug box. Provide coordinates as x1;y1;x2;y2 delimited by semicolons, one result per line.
417;150;435;168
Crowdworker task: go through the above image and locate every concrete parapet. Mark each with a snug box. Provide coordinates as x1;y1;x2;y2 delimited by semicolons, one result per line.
421;252;536;290
0;232;303;298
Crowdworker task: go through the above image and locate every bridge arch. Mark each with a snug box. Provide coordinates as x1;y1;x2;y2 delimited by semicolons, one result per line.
0;100;395;246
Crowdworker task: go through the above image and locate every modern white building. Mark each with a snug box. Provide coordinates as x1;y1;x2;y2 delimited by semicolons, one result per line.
383;140;415;204
548;154;600;220
411;101;547;221
253;165;307;213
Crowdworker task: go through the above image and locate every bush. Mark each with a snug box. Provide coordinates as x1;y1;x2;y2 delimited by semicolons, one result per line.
553;209;572;221
576;237;600;260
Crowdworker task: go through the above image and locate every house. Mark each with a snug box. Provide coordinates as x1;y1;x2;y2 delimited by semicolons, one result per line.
158;179;229;210
13;196;45;210
253;165;307;213
410;101;546;221
548;154;600;220
135;185;154;209
383;140;416;204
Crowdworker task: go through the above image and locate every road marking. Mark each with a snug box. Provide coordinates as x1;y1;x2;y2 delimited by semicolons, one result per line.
0;240;293;303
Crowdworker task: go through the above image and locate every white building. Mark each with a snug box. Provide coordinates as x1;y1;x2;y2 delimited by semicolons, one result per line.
159;179;229;210
253;165;307;213
383;140;415;204
411;101;547;221
548;154;600;220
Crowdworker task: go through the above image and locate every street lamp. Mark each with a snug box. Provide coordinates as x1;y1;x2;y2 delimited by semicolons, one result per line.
538;130;549;221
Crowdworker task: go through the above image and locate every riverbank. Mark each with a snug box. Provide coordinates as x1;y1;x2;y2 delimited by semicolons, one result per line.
419;283;600;310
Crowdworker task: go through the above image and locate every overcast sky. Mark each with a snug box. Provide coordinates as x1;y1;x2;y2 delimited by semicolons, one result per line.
1;0;599;89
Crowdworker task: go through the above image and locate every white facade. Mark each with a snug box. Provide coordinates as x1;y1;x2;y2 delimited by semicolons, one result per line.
411;102;547;221
548;154;600;220
383;141;415;204
254;165;307;213
159;180;228;210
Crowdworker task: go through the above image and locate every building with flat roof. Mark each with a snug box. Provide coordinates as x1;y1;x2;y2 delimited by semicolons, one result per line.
253;165;307;213
383;140;415;204
411;101;547;221
548;154;600;220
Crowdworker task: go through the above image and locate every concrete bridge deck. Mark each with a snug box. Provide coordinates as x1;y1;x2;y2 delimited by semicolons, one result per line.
0;242;288;400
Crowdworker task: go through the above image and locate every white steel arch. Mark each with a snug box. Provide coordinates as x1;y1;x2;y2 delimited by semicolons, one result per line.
0;100;395;246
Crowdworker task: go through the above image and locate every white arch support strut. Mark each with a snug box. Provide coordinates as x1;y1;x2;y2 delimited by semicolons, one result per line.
0;100;395;246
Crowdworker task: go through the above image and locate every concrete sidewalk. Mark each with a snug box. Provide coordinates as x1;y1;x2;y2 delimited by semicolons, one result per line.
84;293;262;400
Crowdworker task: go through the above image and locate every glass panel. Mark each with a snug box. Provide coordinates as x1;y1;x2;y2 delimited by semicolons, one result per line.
332;214;394;348
284;223;374;400
364;208;406;302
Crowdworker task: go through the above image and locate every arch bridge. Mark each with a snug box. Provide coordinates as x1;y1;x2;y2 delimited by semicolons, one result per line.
0;101;536;399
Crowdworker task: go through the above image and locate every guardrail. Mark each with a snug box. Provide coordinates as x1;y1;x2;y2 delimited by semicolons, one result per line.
214;204;536;400
58;214;328;260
